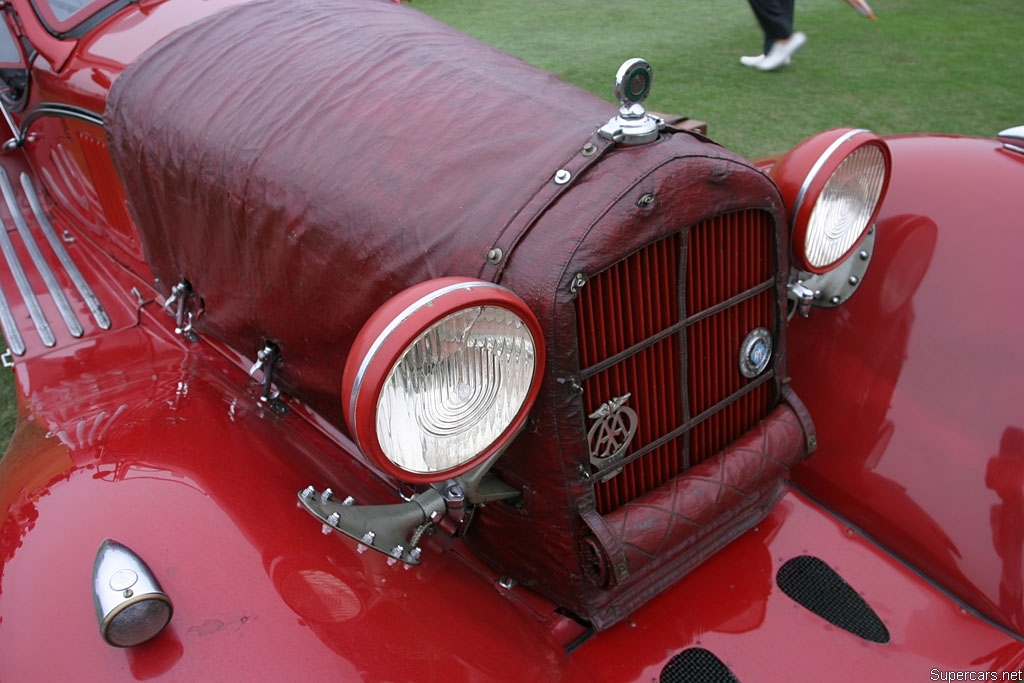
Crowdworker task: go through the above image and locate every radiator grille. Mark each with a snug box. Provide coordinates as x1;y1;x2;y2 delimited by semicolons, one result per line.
576;210;777;514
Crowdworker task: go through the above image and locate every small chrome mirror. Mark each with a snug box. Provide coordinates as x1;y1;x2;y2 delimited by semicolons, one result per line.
92;539;173;647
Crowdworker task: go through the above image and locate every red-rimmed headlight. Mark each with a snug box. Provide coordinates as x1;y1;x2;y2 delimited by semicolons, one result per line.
342;277;545;483
773;128;891;274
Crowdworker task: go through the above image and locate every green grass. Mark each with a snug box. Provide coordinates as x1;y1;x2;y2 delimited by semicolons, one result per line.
414;0;1023;159
0;358;13;454
1;0;1020;455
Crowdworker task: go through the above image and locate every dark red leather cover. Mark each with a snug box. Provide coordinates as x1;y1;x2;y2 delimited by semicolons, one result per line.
105;0;808;629
578;400;808;628
105;0;619;425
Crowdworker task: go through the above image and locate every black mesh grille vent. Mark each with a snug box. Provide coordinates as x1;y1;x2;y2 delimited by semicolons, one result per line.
660;648;740;683
776;555;891;644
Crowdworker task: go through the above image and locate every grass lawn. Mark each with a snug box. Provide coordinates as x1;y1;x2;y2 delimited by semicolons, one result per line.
0;358;12;453
414;0;1023;159
0;0;1020;454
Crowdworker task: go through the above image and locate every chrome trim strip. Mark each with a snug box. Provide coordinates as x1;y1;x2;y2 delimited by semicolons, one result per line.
349;281;508;424
21;173;111;329
0;168;83;338
0;281;25;355
793;128;869;220
0;99;24;148
0;201;54;348
19;103;104;133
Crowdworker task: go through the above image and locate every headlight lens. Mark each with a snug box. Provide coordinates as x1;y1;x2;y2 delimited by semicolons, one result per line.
343;278;544;482
773;128;891;274
376;305;537;474
803;145;888;269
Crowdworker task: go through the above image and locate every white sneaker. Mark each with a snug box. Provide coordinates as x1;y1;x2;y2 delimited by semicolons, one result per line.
740;53;791;68
757;32;807;71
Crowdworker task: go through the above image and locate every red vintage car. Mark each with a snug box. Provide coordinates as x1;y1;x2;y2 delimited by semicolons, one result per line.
0;0;1022;680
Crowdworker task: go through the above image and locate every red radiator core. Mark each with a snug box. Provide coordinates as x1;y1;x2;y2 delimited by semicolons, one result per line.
575;210;776;514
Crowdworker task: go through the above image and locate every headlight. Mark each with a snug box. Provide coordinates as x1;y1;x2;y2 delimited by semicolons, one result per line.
343;277;544;483
773;128;891;274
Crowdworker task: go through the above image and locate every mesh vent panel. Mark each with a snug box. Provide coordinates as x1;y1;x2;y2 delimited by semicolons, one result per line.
660;648;740;683
776;555;891;644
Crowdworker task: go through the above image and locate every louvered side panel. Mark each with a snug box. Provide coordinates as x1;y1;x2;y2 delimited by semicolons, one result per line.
77;132;136;243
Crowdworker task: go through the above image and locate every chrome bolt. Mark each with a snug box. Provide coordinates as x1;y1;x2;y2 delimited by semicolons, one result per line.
342;496;355;506
409;547;422;562
361;531;376;545
320;488;333;504
326;512;340;527
569;272;587;293
389;545;405;559
300;486;315;500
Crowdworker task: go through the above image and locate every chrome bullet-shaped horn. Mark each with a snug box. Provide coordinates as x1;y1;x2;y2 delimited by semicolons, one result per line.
92;539;173;647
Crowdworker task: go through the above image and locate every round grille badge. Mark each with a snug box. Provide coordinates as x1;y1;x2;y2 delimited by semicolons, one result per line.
739;327;773;379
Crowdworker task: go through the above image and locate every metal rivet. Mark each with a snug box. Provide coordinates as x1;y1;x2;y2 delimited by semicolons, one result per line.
859;251;869;260
636;193;655;208
569;272;587;293
848;276;859;285
581;143;598;157
554;169;572;185
486;248;503;264
830;296;842;305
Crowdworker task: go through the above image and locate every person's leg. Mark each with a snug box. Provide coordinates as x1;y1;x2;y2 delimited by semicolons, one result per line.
747;0;795;54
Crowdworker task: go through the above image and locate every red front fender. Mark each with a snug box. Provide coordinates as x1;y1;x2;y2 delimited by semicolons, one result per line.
789;133;1024;634
0;325;591;681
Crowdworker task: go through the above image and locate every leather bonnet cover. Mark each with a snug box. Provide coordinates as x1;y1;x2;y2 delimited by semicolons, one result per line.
105;0;619;425
106;0;809;627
